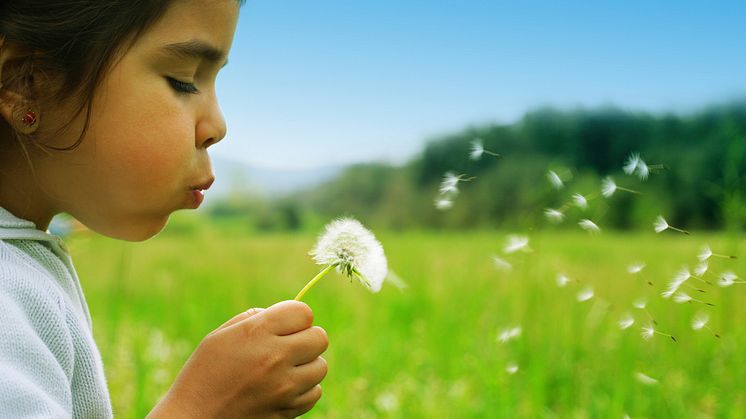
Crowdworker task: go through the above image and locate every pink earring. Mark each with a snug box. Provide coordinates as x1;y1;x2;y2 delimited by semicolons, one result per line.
21;109;37;127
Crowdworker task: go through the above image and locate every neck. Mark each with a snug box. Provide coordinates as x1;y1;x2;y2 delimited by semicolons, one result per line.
0;133;56;231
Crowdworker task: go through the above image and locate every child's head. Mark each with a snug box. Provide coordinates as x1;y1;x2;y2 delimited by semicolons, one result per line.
0;0;243;241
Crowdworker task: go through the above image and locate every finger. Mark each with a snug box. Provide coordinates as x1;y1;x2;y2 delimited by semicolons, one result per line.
293;357;328;396
284;385;322;417
214;308;264;332
258;300;314;336
284;326;329;366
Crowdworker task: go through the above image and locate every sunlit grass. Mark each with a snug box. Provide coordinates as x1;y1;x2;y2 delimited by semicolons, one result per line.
69;218;746;418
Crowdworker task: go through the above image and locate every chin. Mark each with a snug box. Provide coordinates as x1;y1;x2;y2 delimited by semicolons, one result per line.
92;215;170;242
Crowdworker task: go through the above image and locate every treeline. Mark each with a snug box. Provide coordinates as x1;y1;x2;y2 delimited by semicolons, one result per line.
208;101;746;231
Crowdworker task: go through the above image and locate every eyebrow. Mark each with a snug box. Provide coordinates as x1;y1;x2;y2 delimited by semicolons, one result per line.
161;40;228;67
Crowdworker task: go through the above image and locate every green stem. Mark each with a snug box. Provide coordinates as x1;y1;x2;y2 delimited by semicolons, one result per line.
295;264;337;301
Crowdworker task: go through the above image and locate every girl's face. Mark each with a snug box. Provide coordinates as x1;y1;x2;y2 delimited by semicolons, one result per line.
26;0;240;240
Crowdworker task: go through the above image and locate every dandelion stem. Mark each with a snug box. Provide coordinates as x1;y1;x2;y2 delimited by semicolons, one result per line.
669;226;690;235
294;264;338;301
655;330;677;342
484;150;501;158
618;187;642;195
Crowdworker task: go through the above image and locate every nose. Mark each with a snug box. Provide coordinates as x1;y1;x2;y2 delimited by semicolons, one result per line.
196;94;227;149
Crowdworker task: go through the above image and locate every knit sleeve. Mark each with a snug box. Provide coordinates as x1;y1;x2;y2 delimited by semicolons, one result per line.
0;271;75;417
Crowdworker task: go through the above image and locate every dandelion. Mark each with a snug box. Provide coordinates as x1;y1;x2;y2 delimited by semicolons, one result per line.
623;153;641;175
692;312;720;338
601;176;640;198
469;138;500;160
718;271;741;287
640;322;676;342
439;172;475;196
547;170;564;189
434;197;453;211
556;273;570;287
497;326;522;343
694;262;709;277
662;267;691;298
618;313;635;330
491;255;512;272
505;362;519;375
295;218;387;300
698;244;737;261
577;286;594;302
653;215;690;235
504;235;530;254
572;193;589;210
578;219;601;233
634;372;659;386
673;291;714;306
623;152;665;181
627;262;646;275
544;208;565;223
633;298;657;325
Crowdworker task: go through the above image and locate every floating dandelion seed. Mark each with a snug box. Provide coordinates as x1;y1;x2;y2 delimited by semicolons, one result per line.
634;372;659;386
504;235;530;254
653;216;690;235
623;153;641;175
295;218;387;300
556;273;570;287
618;313;635;330
627;262;646;275
572;193;589;210
694;262;709;277
718;271;740;287
578;219;601;233
673;291;713;306
601;176;640;198
434;197;453;211
692;313;709;331
439;172;476;197
505;362;519;375
633;298;647;309
640;322;676;342
469;139;500;160
544;208;565;223
662;267;690;298
547;170;564;189
624;152;664;180
577;286;594;302
636;159;650;180
491;255;512;272
497;326;522;343
698;244;736;261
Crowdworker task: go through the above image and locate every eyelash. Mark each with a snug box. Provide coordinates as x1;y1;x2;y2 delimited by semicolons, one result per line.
166;77;199;94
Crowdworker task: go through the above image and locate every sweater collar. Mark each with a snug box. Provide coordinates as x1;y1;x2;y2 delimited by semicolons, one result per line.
0;206;62;245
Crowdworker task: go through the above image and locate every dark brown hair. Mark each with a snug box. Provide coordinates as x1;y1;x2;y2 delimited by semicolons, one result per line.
0;0;244;150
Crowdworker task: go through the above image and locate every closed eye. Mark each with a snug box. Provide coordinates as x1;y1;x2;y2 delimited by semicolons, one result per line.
166;77;199;94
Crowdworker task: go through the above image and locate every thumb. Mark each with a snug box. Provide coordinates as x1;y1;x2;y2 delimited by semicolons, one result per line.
215;307;265;332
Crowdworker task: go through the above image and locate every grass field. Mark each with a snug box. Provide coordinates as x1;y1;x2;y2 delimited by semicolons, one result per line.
68;215;746;418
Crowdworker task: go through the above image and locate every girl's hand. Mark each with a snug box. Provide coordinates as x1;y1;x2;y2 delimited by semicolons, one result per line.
147;300;329;419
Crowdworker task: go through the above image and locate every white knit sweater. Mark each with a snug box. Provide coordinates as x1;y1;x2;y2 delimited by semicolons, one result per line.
0;207;112;418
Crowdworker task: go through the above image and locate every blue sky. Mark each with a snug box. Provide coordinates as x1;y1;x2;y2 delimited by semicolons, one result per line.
215;1;746;169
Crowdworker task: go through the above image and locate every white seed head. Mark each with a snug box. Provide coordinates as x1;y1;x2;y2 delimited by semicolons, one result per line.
634;371;658;385
434;197;454;211
636;159;650;180
632;298;647;309
694;262;709;277
627;262;646;275
692;312;709;331
572;193;588;210
623;153;641;175
469;139;485;160
439;172;461;196
491;255;512;272
497;326;522;343
578;219;600;233
544;208;565;223
556;273;570;287
641;324;655;341
505;362;519;375
547;170;564;189
601;177;617;198
618;313;635;330
653;216;669;233
673;291;692;304
674;267;692;284
698;245;713;262
577;286;594;302
310;218;388;293
718;271;738;287
504;235;530;254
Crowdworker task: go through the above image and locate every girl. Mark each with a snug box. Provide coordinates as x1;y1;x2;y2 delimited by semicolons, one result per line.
0;1;328;417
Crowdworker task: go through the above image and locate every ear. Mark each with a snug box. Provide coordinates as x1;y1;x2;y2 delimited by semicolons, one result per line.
0;38;39;135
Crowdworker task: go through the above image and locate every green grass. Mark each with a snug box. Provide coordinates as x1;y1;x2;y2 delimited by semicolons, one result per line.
69;218;746;418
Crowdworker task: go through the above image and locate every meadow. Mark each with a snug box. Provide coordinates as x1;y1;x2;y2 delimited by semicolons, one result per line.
69;214;746;418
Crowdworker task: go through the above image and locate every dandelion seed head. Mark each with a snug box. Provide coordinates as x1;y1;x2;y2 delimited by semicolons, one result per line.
601;177;617;198
718;271;738;287
627;262;646;275
572;193;588;210
491;255;512;272
434;197;453;210
577;286;594;302
673;291;692;304
641;324;655;341
578;219;600;233
694;262;709;277
439;172;461;196
698;245;713;262
674;267;691;284
310;218;388;293
497;326;522;343
692;312;709;331
636;159;650;180
469;139;485;160
653;216;669;233
635;371;658;385
623;153;641;175
618;313;635;330
504;235;530;254
544;208;565;223
632;298;647;309
505;362;519;375
547;170;564;189
556;273;570;287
